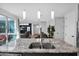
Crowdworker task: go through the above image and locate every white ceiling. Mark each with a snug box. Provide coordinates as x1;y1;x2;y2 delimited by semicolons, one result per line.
0;3;77;17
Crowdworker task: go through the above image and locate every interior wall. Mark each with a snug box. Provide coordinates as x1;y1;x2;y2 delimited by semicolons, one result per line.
54;17;64;39
31;21;48;35
64;6;78;47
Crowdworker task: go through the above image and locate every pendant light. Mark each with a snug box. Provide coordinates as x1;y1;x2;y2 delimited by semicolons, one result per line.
37;10;40;19
51;10;55;26
23;10;26;20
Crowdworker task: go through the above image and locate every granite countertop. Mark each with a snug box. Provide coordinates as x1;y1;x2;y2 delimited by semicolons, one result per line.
0;38;78;53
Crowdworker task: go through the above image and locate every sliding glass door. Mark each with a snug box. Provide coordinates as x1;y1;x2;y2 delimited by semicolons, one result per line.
0;15;7;51
7;17;16;50
0;15;16;51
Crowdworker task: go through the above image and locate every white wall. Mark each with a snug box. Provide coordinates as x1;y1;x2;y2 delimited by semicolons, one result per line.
64;7;78;47
31;21;49;35
54;17;64;39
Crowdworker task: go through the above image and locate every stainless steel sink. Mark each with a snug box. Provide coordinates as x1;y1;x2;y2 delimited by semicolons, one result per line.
29;42;55;49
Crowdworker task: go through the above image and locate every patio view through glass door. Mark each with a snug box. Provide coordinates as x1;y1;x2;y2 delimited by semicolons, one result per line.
0;15;16;51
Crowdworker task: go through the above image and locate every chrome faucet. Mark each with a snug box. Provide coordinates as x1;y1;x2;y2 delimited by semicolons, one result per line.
40;27;45;48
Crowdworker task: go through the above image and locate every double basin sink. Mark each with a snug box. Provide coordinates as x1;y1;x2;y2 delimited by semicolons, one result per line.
29;42;55;49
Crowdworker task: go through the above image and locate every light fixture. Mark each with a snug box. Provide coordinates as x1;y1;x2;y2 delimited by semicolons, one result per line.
37;10;40;19
37;10;42;43
51;10;55;26
51;10;54;19
23;10;26;20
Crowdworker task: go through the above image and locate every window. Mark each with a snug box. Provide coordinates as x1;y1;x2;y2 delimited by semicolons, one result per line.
8;18;15;33
8;17;16;42
0;15;6;46
0;15;17;51
0;15;6;33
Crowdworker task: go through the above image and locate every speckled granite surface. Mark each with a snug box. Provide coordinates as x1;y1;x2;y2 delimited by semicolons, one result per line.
5;38;78;53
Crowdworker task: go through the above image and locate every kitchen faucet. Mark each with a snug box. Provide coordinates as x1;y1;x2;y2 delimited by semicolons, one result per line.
39;27;45;48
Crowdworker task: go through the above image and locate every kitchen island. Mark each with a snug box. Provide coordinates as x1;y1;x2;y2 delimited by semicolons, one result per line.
0;38;78;56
